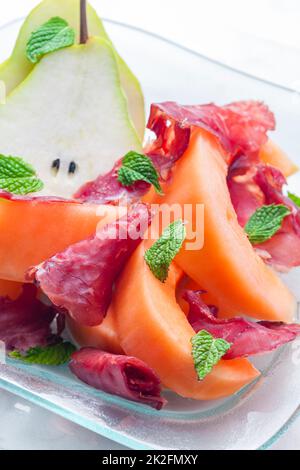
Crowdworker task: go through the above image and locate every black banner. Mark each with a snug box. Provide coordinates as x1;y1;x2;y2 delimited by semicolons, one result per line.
0;449;293;464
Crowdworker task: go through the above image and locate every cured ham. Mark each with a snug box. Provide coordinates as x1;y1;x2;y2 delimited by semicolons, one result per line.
30;204;151;326
228;158;300;270
69;348;166;410
147;100;275;163
0;284;63;351
185;290;300;359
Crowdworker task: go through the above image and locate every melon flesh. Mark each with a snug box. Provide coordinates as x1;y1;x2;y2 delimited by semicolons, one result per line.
0;196;126;282
67;307;123;355
259;140;298;177
0;279;23;300
113;242;260;400
149;129;295;322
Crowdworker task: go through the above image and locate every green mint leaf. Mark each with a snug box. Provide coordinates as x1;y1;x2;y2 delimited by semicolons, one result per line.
26;17;75;64
288;191;300;208
0;155;44;195
144;220;186;282
0;155;36;177
118;151;163;194
191;330;231;381
244;204;291;245
0;177;44;195
9;342;76;366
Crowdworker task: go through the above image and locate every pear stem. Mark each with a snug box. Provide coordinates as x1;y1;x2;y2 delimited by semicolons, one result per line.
80;0;88;44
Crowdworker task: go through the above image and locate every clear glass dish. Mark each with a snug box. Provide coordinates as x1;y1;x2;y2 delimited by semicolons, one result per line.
0;17;300;451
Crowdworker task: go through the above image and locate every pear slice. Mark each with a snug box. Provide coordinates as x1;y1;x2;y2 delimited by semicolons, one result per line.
0;37;142;198
0;0;145;139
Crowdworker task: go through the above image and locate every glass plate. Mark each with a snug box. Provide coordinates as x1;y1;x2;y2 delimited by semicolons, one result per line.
0;18;300;451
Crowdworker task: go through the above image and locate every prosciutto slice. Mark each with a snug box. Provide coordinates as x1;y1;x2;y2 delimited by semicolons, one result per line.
185;290;300;359
69;348;166;410
0;284;63;352
228;157;300;270
0;190;73;204
147;100;275;164
76;100;274;204
74;160;151;205
146;101;299;269
29;204;152;327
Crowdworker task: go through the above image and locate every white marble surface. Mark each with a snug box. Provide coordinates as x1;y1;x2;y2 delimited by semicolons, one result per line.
0;0;299;450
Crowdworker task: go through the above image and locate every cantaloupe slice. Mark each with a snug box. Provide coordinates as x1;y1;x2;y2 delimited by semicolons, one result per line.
0;196;126;282
113;241;260;400
176;276;227;317
259;140;298;177
67;306;123;354
67;262;182;354
0;279;23;300
143;138;298;206
148;129;295;322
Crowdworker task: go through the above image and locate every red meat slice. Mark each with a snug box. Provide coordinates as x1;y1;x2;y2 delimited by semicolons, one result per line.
29;204;152;327
185;290;300;359
69;347;166;410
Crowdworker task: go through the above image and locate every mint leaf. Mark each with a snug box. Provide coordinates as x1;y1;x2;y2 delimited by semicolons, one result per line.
0;177;43;194
9;342;76;366
0;155;43;195
0;155;36;177
288;191;300;208
118;151;163;194
144;220;186;282
244;204;290;245
26;17;75;64
191;330;231;380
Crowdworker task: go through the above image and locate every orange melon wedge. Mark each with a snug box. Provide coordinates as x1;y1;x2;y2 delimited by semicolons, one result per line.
176;276;231;317
0;279;23;300
67;264;182;354
143;138;299;205
0;196;126;282
113;241;260;400
259;139;298;177
148;129;295;322
67;306;123;355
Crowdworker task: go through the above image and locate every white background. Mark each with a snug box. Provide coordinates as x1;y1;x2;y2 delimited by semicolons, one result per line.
2;0;300;89
0;0;299;450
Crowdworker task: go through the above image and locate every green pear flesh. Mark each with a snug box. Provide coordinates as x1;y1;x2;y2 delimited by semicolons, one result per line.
0;38;142;198
0;0;145;139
